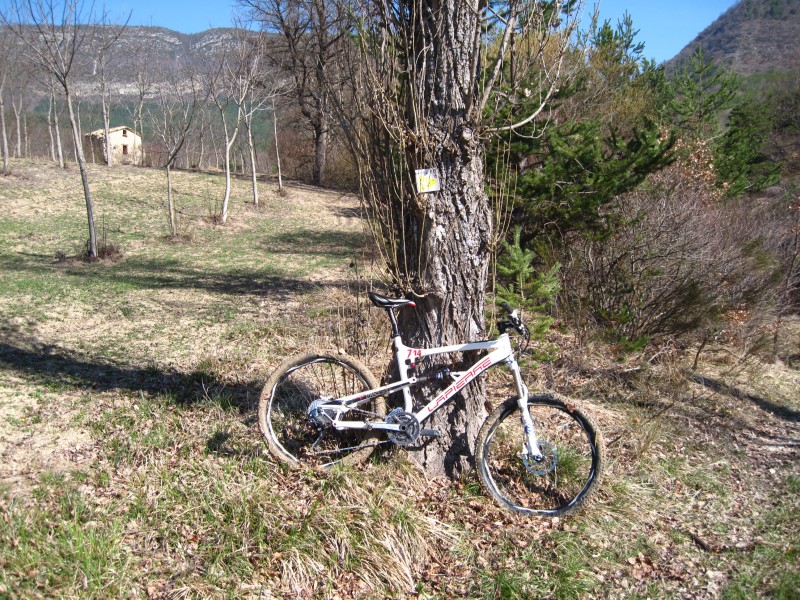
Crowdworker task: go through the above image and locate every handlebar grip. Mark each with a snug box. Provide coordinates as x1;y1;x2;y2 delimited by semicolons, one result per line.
500;301;514;314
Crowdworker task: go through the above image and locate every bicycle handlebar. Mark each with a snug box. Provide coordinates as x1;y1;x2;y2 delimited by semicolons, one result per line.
498;301;530;341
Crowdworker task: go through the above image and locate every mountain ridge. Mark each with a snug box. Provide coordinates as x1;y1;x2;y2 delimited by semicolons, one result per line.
668;0;800;75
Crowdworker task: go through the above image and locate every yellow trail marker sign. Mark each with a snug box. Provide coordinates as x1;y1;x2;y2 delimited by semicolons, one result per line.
415;168;441;194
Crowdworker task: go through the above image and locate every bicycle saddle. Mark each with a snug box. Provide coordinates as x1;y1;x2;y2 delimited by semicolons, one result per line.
368;291;416;310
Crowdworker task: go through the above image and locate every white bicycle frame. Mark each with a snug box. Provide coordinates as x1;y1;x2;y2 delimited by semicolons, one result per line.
315;331;544;460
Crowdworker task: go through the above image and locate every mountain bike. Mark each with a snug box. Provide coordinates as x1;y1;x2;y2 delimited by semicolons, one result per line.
258;291;605;516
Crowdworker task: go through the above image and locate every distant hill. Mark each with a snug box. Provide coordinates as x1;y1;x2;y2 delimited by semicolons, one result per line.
77;26;243;97
668;0;800;75
4;25;244;99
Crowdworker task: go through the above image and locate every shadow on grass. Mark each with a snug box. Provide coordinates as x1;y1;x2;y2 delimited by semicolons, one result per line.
687;372;800;423
265;229;366;258
0;336;260;415
0;253;353;298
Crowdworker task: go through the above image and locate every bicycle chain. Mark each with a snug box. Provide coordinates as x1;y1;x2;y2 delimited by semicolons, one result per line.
308;405;393;457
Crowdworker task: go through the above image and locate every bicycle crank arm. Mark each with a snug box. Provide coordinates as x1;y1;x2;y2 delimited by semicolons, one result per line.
419;429;441;438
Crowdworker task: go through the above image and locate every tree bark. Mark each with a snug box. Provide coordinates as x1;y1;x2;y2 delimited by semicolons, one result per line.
65;89;97;258
101;89;112;166
273;98;283;193
51;87;65;168
135;103;144;166
23;110;28;158
167;163;177;237
47;92;56;162
11;92;21;158
245;118;259;207
220;116;239;224
0;75;9;174
398;151;492;479
312;120;327;186
210;120;220;169
198;119;205;169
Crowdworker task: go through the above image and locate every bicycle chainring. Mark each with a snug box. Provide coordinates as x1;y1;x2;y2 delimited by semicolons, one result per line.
386;408;420;446
523;440;557;476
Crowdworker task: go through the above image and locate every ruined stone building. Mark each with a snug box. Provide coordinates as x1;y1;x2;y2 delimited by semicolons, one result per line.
84;126;144;165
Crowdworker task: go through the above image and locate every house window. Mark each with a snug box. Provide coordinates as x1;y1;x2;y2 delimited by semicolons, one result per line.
123;145;128;155
122;129;128;137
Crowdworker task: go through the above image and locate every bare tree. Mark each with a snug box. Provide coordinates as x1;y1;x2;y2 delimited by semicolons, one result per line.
240;0;351;187
147;66;205;237
47;75;65;167
335;0;581;476
0;28;12;174
272;95;284;193
207;34;268;223
90;19;124;166
2;0;124;258
242;67;293;205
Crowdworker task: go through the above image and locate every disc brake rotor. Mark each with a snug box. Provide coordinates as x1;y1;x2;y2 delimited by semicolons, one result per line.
523;440;557;476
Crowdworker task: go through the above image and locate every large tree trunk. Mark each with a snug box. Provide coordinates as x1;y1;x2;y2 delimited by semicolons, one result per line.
380;0;492;478
399;154;492;479
65;89;97;258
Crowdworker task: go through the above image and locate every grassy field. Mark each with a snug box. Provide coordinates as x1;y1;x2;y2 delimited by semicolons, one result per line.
0;158;798;599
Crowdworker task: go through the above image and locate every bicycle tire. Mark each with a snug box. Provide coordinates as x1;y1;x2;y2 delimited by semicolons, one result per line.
259;351;384;468
476;392;605;517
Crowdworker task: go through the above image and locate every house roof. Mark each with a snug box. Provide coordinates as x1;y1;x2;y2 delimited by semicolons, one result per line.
85;126;139;138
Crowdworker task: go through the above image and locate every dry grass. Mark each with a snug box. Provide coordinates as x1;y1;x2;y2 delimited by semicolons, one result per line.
0;158;798;598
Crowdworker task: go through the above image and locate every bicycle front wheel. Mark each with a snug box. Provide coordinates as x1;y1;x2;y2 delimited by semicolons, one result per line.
259;352;384;468
476;392;605;517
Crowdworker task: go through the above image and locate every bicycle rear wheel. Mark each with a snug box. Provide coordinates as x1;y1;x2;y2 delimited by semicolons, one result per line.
476;392;604;517
259;352;384;468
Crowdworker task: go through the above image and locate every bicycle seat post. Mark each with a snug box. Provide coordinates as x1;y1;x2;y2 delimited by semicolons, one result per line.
387;307;401;339
367;291;416;341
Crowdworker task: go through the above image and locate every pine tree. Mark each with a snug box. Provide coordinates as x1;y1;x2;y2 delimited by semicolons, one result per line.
715;101;782;195
670;46;738;142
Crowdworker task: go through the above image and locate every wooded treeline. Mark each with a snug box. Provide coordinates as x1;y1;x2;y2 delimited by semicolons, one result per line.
0;21;340;185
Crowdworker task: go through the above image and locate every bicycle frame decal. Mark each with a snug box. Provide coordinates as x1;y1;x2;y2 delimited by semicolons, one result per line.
415;354;494;420
402;335;515;421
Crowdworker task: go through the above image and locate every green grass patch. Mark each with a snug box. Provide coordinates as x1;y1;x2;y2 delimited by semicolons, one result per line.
0;477;131;597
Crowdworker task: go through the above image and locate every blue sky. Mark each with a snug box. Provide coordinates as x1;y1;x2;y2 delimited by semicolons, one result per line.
113;0;739;64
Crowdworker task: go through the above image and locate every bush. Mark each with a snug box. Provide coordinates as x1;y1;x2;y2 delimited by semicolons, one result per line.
559;149;781;345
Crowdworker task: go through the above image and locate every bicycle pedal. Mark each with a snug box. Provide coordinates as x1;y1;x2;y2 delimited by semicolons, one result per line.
419;429;441;438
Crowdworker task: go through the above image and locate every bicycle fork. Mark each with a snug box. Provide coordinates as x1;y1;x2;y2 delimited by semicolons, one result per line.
507;357;543;462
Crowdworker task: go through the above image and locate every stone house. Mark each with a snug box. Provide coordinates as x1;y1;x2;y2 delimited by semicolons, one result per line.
84;126;144;165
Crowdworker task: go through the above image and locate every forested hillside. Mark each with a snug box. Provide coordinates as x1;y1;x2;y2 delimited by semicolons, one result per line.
669;0;800;75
